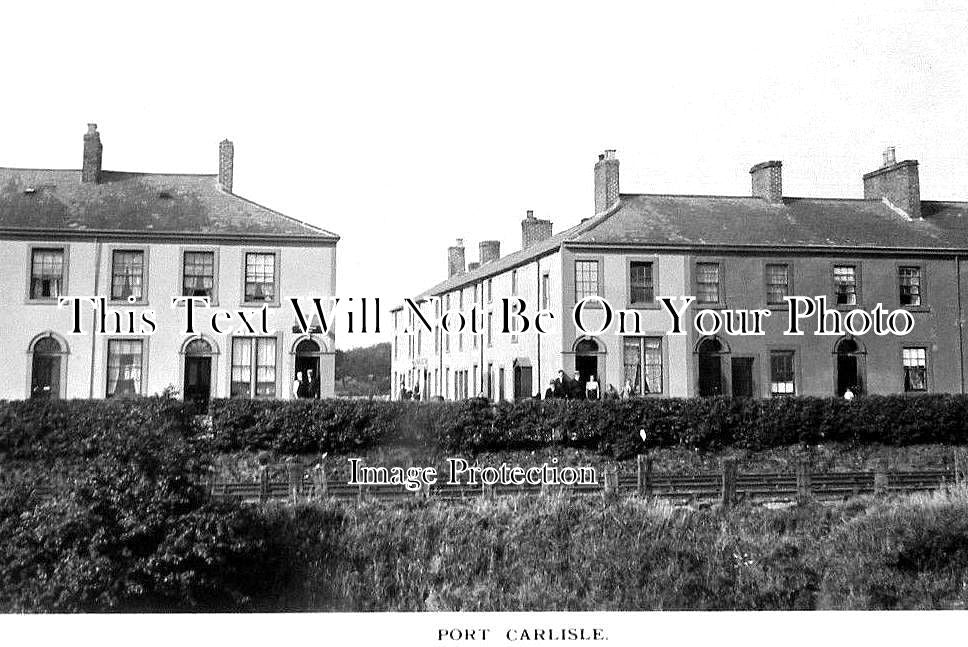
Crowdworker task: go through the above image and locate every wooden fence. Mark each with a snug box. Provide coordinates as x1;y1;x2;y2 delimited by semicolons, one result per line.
204;454;968;506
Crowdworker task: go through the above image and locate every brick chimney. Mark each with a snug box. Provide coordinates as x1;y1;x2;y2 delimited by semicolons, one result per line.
750;161;783;203
521;209;553;248
593;149;620;215
81;123;103;184
863;147;920;219
219;139;234;193
479;240;501;264
447;239;465;277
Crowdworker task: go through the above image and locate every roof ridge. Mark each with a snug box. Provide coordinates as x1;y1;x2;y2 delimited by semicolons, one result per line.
0;167;220;178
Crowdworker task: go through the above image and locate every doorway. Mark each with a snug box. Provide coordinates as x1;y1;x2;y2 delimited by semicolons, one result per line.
731;357;754;398
574;338;602;392
30;336;63;399
183;338;214;405
835;337;864;396
513;361;533;400
697;337;726;397
294;338;322;398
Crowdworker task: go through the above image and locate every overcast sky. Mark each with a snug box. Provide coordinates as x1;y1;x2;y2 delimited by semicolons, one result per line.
2;1;966;348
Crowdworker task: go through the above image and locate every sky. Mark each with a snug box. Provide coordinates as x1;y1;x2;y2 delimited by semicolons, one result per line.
1;1;967;348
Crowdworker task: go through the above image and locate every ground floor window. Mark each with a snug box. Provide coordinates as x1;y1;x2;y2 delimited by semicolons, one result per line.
107;339;144;397
902;347;927;392
769;351;796;396
231;337;277;398
623;337;662;395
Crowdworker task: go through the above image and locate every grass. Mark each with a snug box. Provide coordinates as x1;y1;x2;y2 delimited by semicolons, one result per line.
258;484;968;611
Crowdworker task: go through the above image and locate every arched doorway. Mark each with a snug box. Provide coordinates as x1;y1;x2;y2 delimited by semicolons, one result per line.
513;357;533;400
183;338;214;405
30;335;67;399
574;337;604;391
834;337;865;396
293;338;323;398
696;337;728;397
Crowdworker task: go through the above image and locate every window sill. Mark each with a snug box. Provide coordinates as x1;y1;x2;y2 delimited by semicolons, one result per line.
109;299;149;307
241;301;282;308
24;298;62;305
625;302;662;310
903;306;931;314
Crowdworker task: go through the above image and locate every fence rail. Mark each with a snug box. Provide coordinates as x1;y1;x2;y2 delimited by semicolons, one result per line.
202;454;966;505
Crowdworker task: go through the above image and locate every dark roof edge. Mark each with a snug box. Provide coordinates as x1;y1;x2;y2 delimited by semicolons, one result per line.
223;188;339;238
0;227;338;244
564;240;968;255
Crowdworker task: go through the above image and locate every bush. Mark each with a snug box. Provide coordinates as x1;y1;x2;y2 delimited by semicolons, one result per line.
0;410;282;612
3;394;968;462
207;394;968;458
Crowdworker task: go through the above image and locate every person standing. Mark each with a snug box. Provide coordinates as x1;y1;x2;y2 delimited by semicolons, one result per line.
585;374;600;400
307;368;321;399
295;371;311;399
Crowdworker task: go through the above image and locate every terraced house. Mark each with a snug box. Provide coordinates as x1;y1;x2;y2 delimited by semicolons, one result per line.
0;124;338;401
392;148;968;400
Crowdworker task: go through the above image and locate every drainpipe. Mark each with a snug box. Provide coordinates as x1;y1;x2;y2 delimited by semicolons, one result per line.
88;236;102;398
958;257;965;394
536;261;541;394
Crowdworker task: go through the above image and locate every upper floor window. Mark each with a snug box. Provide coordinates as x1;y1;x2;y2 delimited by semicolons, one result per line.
766;263;790;305
770;351;795;396
183;251;216;299
511;269;518;296
575;260;600;302
487;279;493;303
629;261;654;305
244;252;276;303
111;250;145;302
106;339;144;397
695;262;721;304
541;273;550;310
898;266;922;307
30;248;65;300
833;265;857;306
903;347;927;392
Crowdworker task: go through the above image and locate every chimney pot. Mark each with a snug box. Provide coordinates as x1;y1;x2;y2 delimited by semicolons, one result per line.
81;123;103;184
883;147;896;167
219;139;234;193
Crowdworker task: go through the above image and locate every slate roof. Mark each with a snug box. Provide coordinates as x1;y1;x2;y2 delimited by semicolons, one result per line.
0;168;337;240
572;194;968;250
404;193;968;306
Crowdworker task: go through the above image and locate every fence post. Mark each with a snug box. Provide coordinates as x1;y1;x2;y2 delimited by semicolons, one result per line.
721;458;737;507
286;461;301;502
796;458;812;504
312;463;328;500
259;467;270;504
955;449;967;486
637;454;653;498
603;465;619;498
874;458;889;495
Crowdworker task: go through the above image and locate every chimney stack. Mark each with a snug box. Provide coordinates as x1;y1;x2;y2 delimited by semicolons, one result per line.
447;239;466;277
81;123;102;184
219;139;234;193
593;149;620;215
479;240;501;264
863;147;921;219
749;161;783;204
521;209;553;249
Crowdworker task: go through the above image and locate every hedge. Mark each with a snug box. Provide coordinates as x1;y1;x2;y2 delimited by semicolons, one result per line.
3;395;968;462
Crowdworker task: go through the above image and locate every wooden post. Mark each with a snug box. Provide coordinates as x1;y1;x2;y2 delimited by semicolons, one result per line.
795;458;812;504
312;464;328;500
874;458;889;495
721;458;737;507
955;449;967;486
259;467;270;504
637;454;653;497
603;465;619;498
286;462;301;502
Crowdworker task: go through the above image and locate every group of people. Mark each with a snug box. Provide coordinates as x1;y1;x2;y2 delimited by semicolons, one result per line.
543;370;645;401
398;381;421;400
293;368;321;399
